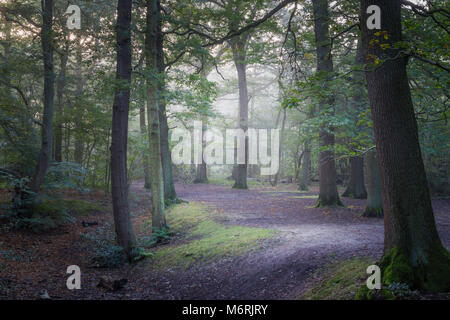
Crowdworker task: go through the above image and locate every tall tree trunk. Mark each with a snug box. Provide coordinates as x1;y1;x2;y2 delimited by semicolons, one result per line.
159;98;177;200
312;0;342;207
194;120;208;183
342;156;367;199
299;142;311;191
342;39;367;199
110;0;137;260
30;0;55;193
272;108;286;186
146;0;166;231
361;0;449;291
54;43;68;163
156;10;177;201
364;149;382;217
139;105;151;189
74;41;84;166
231;35;249;189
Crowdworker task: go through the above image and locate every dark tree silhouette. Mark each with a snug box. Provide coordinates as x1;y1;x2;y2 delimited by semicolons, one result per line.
110;0;137;260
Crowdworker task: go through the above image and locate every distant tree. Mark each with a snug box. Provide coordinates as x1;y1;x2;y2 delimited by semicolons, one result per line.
312;0;342;207
342;41;367;199
363;149;382;217
139;105;151;189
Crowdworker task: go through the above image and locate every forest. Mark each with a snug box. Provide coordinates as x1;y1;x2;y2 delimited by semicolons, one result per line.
0;0;449;303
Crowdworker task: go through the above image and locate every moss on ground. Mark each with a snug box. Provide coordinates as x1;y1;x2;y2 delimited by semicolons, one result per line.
288;195;318;199
151;202;276;269
208;178;268;188
261;190;309;194
301;257;375;300
379;245;450;292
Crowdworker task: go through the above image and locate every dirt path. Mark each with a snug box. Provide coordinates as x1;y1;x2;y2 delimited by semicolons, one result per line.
127;182;450;300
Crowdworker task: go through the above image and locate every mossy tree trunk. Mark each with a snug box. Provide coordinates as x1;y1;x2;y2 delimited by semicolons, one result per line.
312;0;342;207
110;0;137;260
363;149;382;217
361;0;450;291
146;0;166;231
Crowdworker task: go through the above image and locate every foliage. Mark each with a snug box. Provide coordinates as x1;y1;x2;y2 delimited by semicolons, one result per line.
9;196;76;233
80;227;128;268
43;162;89;191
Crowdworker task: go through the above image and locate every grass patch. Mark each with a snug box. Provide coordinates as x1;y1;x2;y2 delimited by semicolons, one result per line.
288;195;318;199
207;178;234;187
301;257;375;300
151;202;276;269
208;178;268;188
261;190;309;194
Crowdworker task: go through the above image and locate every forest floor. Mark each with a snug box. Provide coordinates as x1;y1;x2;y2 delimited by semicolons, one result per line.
0;181;449;300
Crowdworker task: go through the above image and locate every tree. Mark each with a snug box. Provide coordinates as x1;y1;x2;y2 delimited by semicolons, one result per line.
364;149;382;217
139;105;151;189
342;41;367;199
298;141;311;190
146;0;166;232
110;0;137;260
230;32;250;189
29;0;55;193
194;120;208;183
54;36;68;163
360;0;449;291
156;11;178;202
312;0;342;207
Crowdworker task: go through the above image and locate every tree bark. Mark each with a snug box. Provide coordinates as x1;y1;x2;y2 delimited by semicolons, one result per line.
272;108;286;186
30;0;55;193
312;0;342;207
342;156;367;199
146;0;166;231
110;0;137;259
299;142;311;191
139;105;151;189
361;0;449;291
342;39;367;199
54;42;68;163
364;149;382;217
231;35;249;189
156;8;177;201
194;121;208;183
74;41;84;166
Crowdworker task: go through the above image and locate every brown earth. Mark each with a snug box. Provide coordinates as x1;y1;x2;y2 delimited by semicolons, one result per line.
0;182;449;299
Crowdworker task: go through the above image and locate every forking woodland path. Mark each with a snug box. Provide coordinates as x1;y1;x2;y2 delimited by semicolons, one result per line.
128;181;450;299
